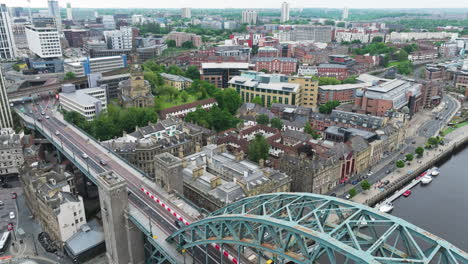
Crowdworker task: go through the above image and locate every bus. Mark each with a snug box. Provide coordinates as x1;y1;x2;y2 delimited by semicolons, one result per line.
0;232;11;254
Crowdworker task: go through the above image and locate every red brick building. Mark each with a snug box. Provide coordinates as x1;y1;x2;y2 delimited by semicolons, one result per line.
252;57;297;74
317;64;349;80
257;46;280;57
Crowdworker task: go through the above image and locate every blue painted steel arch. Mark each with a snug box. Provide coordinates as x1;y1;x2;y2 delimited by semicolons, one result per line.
168;193;468;264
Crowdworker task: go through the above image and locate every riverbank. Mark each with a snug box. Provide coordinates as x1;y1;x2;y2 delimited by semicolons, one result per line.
351;123;468;206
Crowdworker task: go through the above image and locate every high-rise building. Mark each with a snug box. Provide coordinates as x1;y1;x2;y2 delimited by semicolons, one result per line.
25;19;62;58
66;3;73;20
241;10;258;25
47;0;62;31
181;8;191;18
0;68;13;129
102;15;116;30
0;4;17;60
281;2;290;23
342;7;349;20
104;27;133;50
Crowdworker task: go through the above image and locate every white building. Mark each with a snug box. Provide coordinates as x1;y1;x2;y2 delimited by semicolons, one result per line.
298;65;318;76
181;8;191;19
0;4;17;60
25;24;62;58
242;10;258;25
342;7;349;20
0;69;13;129
281;2;289;23
59;84;107;121
66;3;73;20
63;55;127;77
388;32;458;43
104;27;133;50
0;128;23;176
47;0;62;31
335;31;371;43
102;15;116;30
132;14;144;25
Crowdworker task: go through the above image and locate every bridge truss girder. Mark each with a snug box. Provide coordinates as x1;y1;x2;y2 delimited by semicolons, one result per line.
168;193;468;264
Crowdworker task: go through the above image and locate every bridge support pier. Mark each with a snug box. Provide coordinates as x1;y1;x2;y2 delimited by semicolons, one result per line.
125;214;145;264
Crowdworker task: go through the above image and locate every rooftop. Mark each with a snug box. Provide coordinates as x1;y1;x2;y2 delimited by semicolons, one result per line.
60;87;105;106
160;73;193;83
202;62;250;69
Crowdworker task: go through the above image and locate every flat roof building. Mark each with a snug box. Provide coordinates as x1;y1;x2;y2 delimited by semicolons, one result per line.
201;62;250;88
64;55;127;77
59;84;107;121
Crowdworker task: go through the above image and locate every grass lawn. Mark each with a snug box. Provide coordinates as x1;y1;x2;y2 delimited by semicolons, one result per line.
156;94;199;110
441;120;468;136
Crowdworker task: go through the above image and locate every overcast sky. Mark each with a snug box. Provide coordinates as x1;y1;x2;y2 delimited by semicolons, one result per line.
3;0;467;9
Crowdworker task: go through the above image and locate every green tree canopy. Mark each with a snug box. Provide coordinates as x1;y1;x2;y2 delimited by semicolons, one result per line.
270;117;283;130
252;96;263;106
415;146;424;157
360;180;371;191
396;160;405;168
185;65;200;80
349;188;357;198
166;39;176;47
248;134;270;163
371;36;383;43
304;123;321;139
256;114;269;125
64;72;76;80
319;101;340;114
405;154;414;161
336;22;346;27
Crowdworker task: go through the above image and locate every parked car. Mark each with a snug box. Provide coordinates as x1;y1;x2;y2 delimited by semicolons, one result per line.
351;180;359;185
7;223;13;231
9;212;15;219
345;194;351;200
2;182;12;188
11;192;17;199
329;193;337;197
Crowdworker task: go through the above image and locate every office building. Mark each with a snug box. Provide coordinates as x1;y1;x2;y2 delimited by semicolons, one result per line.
0;69;13;129
66;3;73;20
0;128;23;176
102;15;116;30
84;39;107;52
59;84;107;121
64;55;127;77
12;21;28;50
201;62;250;88
293;26;333;42
63;29;89;48
252;57;297;74
318;83;371;105
93;73;130;100
181;8;191;18
229;71;319;108
0;4;17;60
242;10;258;25
166;31;202;47
132;14;144;25
342;7;349;20
25;22;62;58
281;2;289;23
104;27;133;50
47;0;62;31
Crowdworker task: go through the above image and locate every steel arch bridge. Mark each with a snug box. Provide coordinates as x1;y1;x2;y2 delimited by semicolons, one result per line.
168;193;468;264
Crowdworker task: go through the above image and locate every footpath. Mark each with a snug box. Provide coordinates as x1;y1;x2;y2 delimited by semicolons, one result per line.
351;124;468;205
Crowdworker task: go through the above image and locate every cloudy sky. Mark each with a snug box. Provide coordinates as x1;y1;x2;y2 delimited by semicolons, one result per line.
3;0;467;9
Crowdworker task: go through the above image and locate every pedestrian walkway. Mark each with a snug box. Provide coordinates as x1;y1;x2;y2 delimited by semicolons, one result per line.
351;124;468;205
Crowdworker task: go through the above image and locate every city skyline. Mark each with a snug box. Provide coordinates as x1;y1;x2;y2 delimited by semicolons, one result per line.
3;0;468;9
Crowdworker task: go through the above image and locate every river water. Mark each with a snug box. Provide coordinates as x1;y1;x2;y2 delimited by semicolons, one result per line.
390;145;468;251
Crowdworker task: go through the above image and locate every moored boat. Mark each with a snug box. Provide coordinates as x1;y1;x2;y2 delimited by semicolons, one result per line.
420;175;433;185
431;167;440;176
378;203;394;213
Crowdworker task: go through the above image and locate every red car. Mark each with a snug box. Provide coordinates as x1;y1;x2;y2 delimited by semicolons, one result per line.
7;223;13;231
403;190;412;197
11;192;17;199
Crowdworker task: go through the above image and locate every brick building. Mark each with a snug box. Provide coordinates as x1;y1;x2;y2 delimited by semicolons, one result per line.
317;64;349;80
201;62;250;88
252;57;297;74
166;31;202;47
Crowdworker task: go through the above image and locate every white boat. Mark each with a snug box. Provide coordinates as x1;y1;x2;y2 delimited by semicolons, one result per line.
431;167;440;176
359;216;376;226
420;175;433;185
378;203;394;213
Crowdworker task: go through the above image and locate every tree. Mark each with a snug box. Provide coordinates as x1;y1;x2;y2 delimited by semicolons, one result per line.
360;180;371;192
256;114;269;125
336;22;346;28
270;117;283;130
427;137;439;146
415;146;424;157
304;123;321;139
397;49;408;62
180;90;189;102
252;96;263;106
372;36;383;43
64;72;76;80
396;160;405;168
166;39;176;47
12;64;21;72
318;100;340;114
396;61;413;75
260;69;269;73
214;88;242;115
185;65;200;80
348;188;357;198
405;154;414;161
324;20;335;26
181;41;194;49
248;134;270;163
